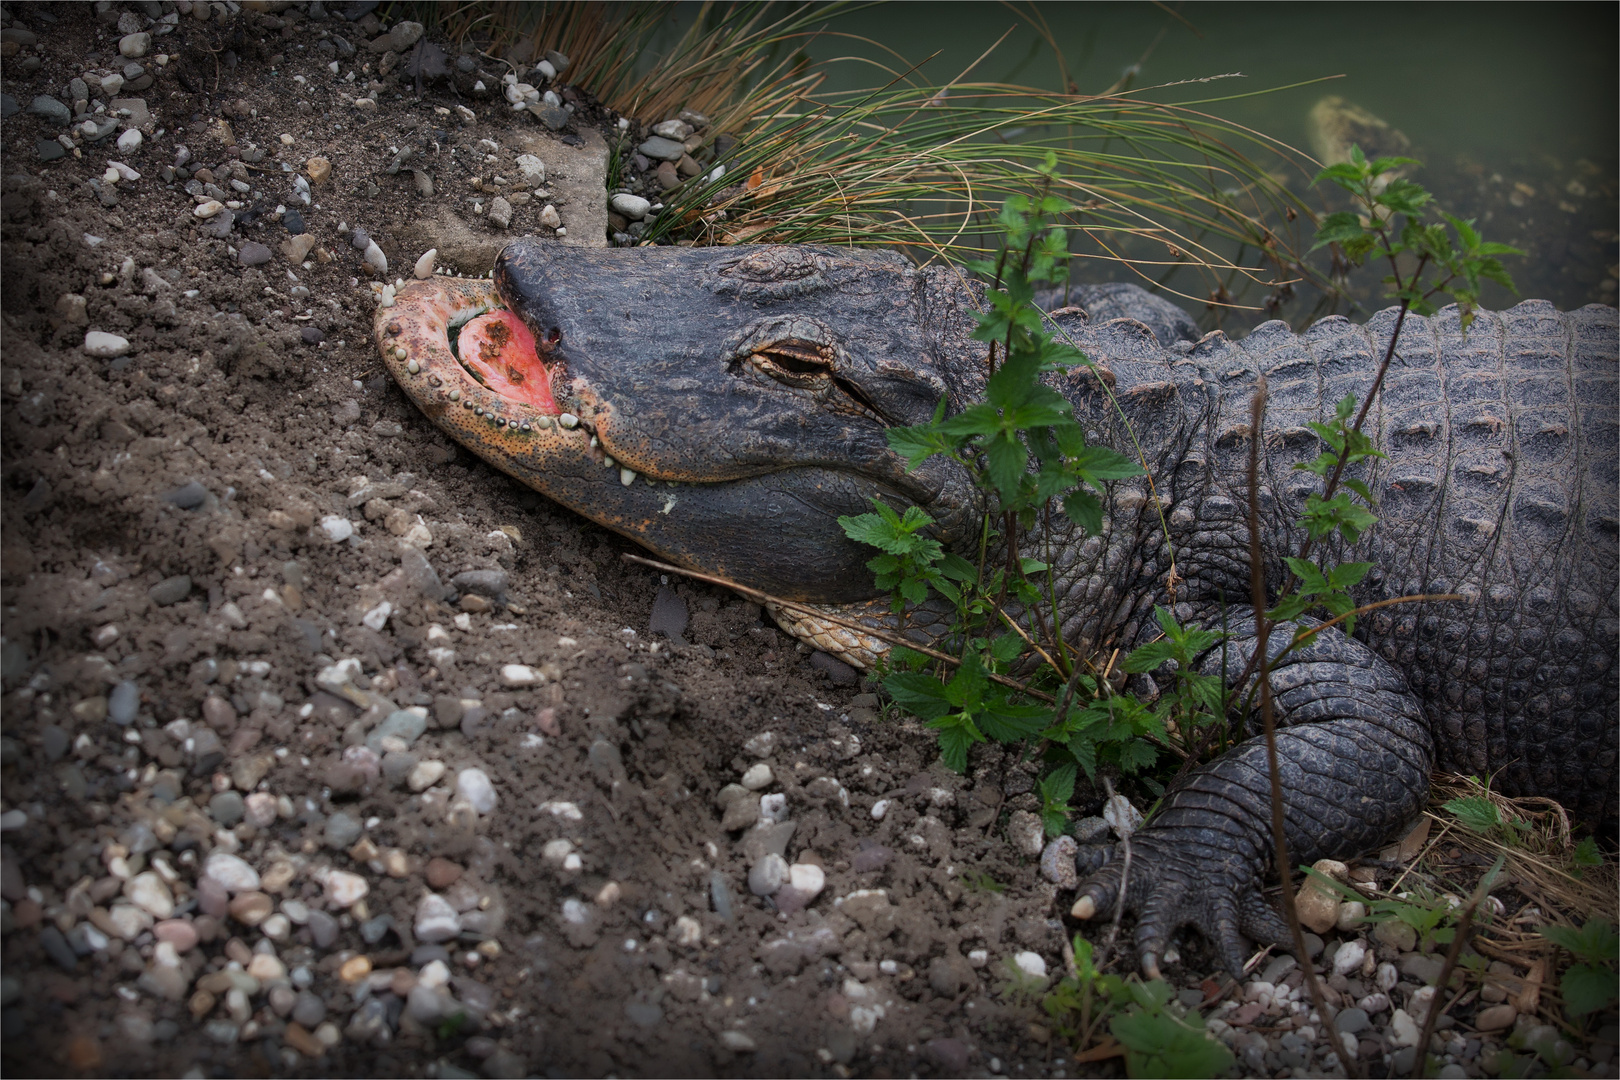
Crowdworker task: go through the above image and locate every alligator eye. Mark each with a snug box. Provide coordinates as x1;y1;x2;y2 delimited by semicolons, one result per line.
750;339;834;388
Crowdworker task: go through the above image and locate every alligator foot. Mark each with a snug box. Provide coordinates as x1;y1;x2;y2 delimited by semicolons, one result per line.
1069;834;1293;978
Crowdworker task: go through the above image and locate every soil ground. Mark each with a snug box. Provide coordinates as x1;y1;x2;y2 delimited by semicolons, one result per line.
0;4;1614;1079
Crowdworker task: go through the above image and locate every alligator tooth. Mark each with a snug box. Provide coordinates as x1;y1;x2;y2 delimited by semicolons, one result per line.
558;413;579;429
536;416;553;428
393;347;407;360
449;389;461;401
603;455;614;468
619;467;637;486
406;360;420;374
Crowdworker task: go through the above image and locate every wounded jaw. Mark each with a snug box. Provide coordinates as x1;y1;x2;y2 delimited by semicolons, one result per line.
453;309;560;415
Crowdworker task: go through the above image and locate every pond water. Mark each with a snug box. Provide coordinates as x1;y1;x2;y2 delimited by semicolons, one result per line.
783;2;1619;327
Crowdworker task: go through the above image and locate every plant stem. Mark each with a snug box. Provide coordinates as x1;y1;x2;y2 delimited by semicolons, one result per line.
1245;379;1359;1078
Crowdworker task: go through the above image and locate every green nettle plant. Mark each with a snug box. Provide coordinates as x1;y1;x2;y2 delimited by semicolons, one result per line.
837;144;1527;1066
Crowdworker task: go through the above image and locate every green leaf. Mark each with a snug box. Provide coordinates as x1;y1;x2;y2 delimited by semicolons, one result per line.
1561;963;1620;1017
1443;795;1501;834
989;633;1026;664
1539;920;1619;965
1312;210;1369;251
1061;490;1104;536
983;433;1029;501
935;723;975;773
884;672;952;720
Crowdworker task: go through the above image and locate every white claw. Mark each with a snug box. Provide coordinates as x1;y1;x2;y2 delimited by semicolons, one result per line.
1071;896;1096;920
619;468;636;487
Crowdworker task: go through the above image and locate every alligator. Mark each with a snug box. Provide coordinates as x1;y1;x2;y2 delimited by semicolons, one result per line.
377;240;1618;977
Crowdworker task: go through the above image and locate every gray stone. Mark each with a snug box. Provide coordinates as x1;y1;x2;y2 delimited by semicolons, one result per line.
291;990;326;1027
238;242;272;267
367;709;427;751
609;192;650;220
624;999;663;1027
1;94;20;119
307;909;339;949
636;136;685;162
324;812;361;849
28;95;71;125
36;139;66;162
1335;1007;1371;1034
148;575;192;606
209;791;245;826
161;481;209;510
109;680;141;725
40;926;78;970
300;326;324;345
200;209;235;239
487;196;512;229
527;102;569;131
451;569;509;599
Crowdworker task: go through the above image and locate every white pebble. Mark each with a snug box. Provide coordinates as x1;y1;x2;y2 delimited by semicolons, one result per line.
0;809;25;831
759;792;789;823
561;898;590;925
515;154;546;186
319;516;354;543
500;664;541;687
538;800;582;821
539;204;561;229
361;600;392;631
785;863;825;904
1331;939;1367;977
193;200;225;218
124;871;175;919
870;799;890;821
415;894;461;942
325;870;369;908
83;330;131;358
1013;951;1048;980
740;763;773;790
407;760;446;792
117;128;143;153
456;768;497;814
203;852;260;893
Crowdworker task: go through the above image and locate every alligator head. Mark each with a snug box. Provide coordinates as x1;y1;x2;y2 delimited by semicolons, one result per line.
377;240;986;603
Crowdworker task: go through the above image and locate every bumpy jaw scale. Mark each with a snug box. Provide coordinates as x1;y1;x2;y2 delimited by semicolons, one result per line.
375;277;638;485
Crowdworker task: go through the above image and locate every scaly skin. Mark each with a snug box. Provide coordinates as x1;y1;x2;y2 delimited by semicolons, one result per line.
379;244;1618;976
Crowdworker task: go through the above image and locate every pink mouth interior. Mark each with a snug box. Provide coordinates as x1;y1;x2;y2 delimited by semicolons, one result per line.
455;310;560;415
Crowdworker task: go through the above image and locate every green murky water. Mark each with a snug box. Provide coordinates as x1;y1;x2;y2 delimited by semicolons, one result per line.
717;3;1618;327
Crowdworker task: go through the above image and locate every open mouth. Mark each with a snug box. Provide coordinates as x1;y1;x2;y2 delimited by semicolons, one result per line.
448;307;561;416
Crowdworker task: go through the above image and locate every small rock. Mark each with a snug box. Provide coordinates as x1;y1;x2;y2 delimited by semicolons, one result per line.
282;235;317;263
636;136;685;162
324;812;362;849
609;192;651;220
301;326;325;345
1006;810;1044;856
108;679;141;724
740;763;773;790
119;32;152;57
1335;1007;1371;1034
314;871;364;911
1013;951;1048;981
1388;1008;1421;1048
228;892;273;926
1331;939;1367;977
652;119;693;141
748;854;788;896
238;241;272;267
1474;1003;1516;1030
209;791;245;826
117;129;143;154
125;872;175;919
1039;836;1079;889
408;760;446;792
204;852;260;893
306;156;331;184
539;204;560;229
515;154;546;186
320;516;355;543
148;575;192;606
488;196;513;229
457;768;497;814
28;95;72;125
84;330;132;358
415;894;460;943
